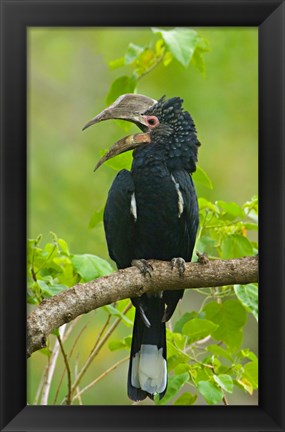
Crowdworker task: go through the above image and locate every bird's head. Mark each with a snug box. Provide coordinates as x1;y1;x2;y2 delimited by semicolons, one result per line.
83;94;199;172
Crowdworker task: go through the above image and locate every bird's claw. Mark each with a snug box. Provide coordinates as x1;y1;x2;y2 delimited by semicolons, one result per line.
131;259;153;278
196;251;209;265
170;257;186;277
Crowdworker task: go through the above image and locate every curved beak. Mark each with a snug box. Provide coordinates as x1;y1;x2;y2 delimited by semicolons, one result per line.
83;93;157;131
82;93;157;170
94;133;151;171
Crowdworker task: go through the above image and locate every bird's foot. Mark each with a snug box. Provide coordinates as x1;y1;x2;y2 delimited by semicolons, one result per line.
170;257;186;277
196;251;209;265
131;259;153;278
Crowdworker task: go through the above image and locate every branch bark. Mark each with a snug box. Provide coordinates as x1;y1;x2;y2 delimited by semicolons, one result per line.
27;255;258;358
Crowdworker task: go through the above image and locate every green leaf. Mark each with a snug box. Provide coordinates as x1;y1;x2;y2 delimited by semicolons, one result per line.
167;341;190;371
36;280;49;294
27;295;39;305
236;378;253;395
106;75;137;106
71;254;113;281
191;36;210;76
125;43;145;64
174;392;197;405
197;380;224;405
203;300;247;351
89;207;104;229
152;27;198;68
167;329;188;350
58;238;70;255
37;280;67;297
234;284;258;321
109;57;125;69
243;360;258;390
195;236;218;258
39;347;52;357
244;222;258;231
191;48;206;76
182;318;219;343
206;344;233;362
163;51;173;66
103;304;133;326
198;197;219;213
108;336;132;351
236;348;258;363
217;201;245;220
193;364;212;384
221;234;253;259
52;328;60;337
213;374;233;393
193;166;213;189
155;373;189;405
173;311;198;333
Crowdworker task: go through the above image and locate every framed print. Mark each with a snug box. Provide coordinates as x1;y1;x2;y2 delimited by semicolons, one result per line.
0;0;284;431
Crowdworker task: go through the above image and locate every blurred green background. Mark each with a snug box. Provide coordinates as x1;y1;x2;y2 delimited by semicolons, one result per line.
27;27;258;405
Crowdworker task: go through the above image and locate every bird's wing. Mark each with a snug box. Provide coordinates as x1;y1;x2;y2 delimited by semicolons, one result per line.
162;169;199;322
171;169;199;261
103;169;136;269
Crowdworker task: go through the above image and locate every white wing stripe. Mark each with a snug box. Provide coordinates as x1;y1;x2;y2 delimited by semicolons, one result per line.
130;193;137;221
171;174;184;218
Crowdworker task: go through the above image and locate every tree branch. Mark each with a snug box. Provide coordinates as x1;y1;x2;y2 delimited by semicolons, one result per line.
27;256;258;358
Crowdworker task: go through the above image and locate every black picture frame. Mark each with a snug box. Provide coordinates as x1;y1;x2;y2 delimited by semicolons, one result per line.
0;0;284;431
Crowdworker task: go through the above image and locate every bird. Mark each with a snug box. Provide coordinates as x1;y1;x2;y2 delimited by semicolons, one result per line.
83;94;200;402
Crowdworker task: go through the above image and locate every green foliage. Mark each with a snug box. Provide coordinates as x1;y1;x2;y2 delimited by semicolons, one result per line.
193;166;213;190
197;381;224;405
71;254;113;282
155;373;189;405
196;195;258;259
106;27;209;105
27;232;114;304
203;300;247;351
182;318;218;343
234;284;258;321
152;28;209;73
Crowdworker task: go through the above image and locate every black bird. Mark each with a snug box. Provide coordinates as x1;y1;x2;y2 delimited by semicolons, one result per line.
83;94;200;401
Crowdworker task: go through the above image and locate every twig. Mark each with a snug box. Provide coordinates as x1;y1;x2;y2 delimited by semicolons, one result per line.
222;395;229;406
72;355;129;402
92;313;111;351
53;319;88;404
136;54;164;82
61;302;132;404
40;325;66;405
74;356;83;405
57;334;72;405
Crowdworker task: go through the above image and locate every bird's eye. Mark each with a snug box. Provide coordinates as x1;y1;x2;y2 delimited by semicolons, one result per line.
146;116;159;128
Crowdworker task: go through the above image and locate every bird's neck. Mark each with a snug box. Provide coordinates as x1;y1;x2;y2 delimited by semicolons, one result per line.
131;138;198;174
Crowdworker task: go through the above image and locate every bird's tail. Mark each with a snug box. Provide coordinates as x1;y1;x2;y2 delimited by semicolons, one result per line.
127;295;167;401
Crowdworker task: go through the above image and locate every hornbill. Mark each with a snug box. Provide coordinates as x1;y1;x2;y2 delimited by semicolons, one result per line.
83;94;200;401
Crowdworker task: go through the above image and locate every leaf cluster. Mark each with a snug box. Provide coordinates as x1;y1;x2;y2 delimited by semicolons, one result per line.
106;27;209;106
109;289;258;405
27;232;113;305
197;195;258;260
